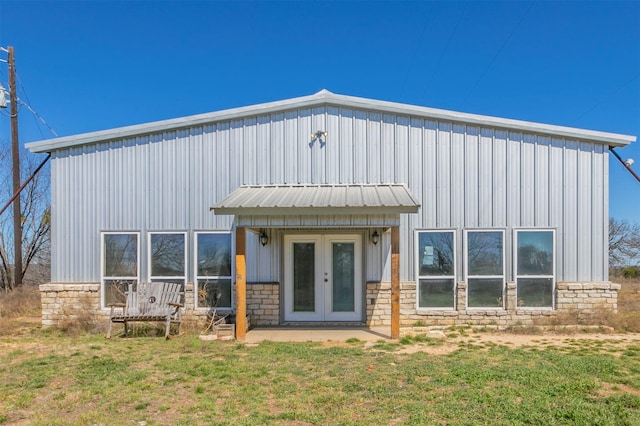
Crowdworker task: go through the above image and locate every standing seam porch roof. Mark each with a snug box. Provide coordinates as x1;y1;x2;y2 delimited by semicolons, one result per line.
26;89;635;153
211;184;421;215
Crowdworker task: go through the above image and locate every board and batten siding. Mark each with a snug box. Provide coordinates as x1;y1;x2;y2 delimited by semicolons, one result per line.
49;106;608;285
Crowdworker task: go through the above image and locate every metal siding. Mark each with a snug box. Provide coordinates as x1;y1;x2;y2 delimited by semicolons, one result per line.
577;142;593;281
505;131;520;228
493;130;508;227
564;139;579;281
451;125;465;228
367;113;381;183
339;108;354;184
478;128;493;227
535;136;551;226
422;121;437;228
298;109;313;183
603;150;609;281
464;126;479;228
591;144;605;280
244;117;257;185
326;107;340;184
270;113;285;184
284;111;298;184
381;114;395;183
436;122;451;227
354;110;368;184
49;104;612;285
550;138;565;280
520;133;535;226
311;107;327;184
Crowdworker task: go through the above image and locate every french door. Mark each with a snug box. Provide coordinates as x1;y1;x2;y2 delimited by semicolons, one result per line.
284;234;362;322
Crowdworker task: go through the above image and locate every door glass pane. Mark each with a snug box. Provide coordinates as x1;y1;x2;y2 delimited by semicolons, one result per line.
293;243;315;312
332;242;355;312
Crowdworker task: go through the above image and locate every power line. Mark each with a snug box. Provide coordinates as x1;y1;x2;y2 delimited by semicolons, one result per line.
400;3;434;98
573;73;640;124
459;1;536;109
18;100;58;138
420;4;469;103
16;73;58;138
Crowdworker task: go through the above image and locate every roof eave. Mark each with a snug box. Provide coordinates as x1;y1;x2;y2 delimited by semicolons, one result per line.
211;206;420;216
26;90;636;153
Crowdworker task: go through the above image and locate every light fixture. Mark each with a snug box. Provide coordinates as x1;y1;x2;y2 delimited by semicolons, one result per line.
625;158;635;168
259;230;269;246
371;230;379;245
310;130;328;140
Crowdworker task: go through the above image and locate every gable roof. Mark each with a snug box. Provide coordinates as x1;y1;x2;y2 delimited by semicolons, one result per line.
26;89;635;153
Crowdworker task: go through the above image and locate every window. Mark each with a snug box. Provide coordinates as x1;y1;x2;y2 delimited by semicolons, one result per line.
465;230;504;308
515;230;554;308
102;232;139;307
149;232;186;296
417;231;456;308
195;232;233;309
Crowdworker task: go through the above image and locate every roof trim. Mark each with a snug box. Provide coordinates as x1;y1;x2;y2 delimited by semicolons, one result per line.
211;184;421;216
26;89;635;153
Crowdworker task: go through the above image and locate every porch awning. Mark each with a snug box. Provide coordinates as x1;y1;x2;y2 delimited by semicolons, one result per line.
211;184;420;216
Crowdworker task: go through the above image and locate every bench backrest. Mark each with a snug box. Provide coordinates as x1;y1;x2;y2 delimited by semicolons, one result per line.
126;282;183;316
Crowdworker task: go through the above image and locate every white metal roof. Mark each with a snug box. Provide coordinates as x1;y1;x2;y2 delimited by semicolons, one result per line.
211;184;421;216
26;89;635;153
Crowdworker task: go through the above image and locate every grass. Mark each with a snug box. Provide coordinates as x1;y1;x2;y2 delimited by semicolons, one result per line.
0;334;639;425
0;281;639;424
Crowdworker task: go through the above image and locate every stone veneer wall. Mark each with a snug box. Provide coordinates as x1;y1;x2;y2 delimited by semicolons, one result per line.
367;281;620;327
40;281;280;328
246;283;280;326
41;280;619;329
40;283;104;327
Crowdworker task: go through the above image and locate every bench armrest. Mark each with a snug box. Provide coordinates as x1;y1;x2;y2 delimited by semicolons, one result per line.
168;302;184;308
108;303;126;308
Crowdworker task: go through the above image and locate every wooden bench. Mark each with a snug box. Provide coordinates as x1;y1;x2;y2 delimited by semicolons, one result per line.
106;281;184;339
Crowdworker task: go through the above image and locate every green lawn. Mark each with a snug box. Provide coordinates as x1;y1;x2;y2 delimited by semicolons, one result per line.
1;332;639;425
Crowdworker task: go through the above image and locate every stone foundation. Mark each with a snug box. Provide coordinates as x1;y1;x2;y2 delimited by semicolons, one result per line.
367;281;620;327
40;283;104;327
247;282;280;326
40;280;619;329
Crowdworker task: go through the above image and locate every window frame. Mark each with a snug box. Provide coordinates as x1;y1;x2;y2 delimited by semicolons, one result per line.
415;229;457;310
464;229;505;309
514;228;556;310
194;231;234;311
147;231;187;288
100;231;140;309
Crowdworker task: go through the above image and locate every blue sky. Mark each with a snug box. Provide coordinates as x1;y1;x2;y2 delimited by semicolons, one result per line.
0;1;638;221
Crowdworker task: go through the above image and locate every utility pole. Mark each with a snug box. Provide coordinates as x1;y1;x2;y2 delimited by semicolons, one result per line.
8;46;22;289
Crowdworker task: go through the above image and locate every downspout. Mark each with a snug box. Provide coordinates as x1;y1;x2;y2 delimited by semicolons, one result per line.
0;153;51;217
609;146;640;184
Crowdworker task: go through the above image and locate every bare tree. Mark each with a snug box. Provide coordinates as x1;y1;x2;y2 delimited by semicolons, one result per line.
0;145;50;291
609;218;640;267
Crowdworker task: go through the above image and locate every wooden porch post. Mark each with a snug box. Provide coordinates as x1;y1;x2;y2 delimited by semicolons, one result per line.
235;227;247;341
391;226;400;339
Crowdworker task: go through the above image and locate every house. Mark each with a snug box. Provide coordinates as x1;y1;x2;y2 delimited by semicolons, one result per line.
26;90;636;339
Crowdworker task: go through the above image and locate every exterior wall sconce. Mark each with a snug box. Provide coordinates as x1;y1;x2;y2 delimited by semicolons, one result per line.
371;230;380;245
259;230;269;246
310;130;328;140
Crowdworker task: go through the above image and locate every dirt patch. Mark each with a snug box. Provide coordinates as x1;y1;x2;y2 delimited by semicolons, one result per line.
395;332;640;355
